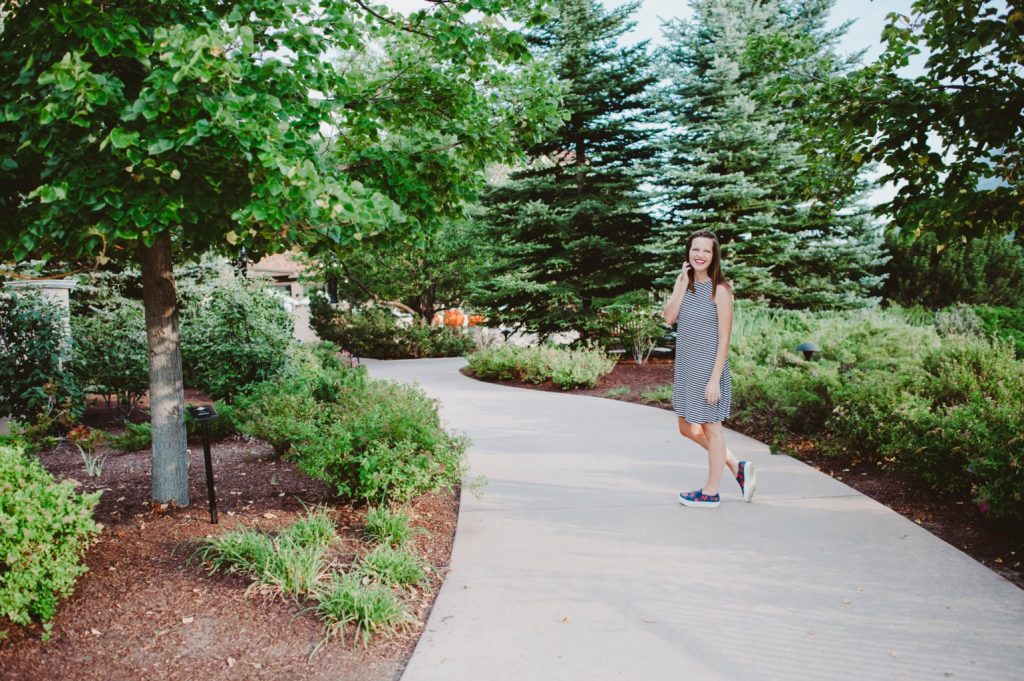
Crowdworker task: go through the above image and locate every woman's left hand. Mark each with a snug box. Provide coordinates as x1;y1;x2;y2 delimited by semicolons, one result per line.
705;381;721;406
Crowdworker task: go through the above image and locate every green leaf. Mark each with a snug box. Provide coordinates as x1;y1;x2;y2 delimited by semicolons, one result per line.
109;128;139;149
147;138;174;156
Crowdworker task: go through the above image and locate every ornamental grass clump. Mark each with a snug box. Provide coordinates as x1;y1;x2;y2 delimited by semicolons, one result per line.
363;506;417;547
356;545;425;587
194;506;337;598
314;573;415;646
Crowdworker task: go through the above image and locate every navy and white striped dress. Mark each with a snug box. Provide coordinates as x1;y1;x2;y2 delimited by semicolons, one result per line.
672;279;732;424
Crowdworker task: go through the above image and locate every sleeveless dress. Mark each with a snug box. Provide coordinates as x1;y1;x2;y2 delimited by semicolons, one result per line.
672;279;732;424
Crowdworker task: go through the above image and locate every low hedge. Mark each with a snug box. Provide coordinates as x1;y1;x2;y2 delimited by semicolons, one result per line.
0;445;101;635
466;345;616;390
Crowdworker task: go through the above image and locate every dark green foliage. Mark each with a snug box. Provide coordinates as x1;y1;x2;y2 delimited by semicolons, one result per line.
107;422;152;452
652;0;886;309
233;345;466;503
70;301;149;419
973;306;1024;359
0;289;81;426
472;0;659;338
883;233;1024;309
180;278;294;401
0;445;101;632
812;1;1024;241
310;297;477;360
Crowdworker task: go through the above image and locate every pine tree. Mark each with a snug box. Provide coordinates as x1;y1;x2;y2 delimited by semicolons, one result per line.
471;0;659;339
651;0;887;309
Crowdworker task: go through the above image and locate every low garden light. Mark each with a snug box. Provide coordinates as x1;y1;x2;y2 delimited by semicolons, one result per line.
796;341;821;361
186;404;220;524
501;328;513;342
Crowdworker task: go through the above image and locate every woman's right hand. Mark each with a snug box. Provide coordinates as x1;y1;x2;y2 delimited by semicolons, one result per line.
676;262;691;289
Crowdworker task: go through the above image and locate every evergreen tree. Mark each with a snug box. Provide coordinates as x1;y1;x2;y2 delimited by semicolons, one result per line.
471;0;659;339
651;0;886;309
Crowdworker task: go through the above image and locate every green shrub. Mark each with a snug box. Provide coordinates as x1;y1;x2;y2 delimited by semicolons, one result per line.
233;350;466;504
973;305;1024;359
310;298;477;359
363;506;416;547
466;345;615;389
595;293;665;365
0;445;101;632
314;572;414;645
107;421;152;452
356;545;425;586
70;301;148;420
0;289;81;426
180;278;294;401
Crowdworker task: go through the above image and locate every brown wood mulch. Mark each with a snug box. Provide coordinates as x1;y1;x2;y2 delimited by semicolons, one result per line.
465;358;1024;590
0;399;458;681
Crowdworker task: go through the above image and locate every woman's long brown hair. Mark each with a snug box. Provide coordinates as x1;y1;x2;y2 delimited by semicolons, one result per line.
685;230;731;300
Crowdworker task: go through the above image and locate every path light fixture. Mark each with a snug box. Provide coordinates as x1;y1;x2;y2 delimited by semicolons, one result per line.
186;404;220;524
501;328;512;343
796;341;821;361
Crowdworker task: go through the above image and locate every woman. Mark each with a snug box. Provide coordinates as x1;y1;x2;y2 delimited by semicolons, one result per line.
662;230;756;508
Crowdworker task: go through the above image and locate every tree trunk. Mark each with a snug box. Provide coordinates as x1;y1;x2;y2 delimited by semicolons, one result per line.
138;234;189;506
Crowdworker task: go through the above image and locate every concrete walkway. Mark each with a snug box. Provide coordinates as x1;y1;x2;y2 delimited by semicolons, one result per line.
366;358;1024;681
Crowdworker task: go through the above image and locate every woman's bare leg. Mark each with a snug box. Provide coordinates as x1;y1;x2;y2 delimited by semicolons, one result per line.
700;422;728;496
676;416;739;476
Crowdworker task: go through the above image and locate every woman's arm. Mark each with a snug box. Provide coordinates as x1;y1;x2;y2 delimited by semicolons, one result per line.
662;266;691;325
705;284;734;405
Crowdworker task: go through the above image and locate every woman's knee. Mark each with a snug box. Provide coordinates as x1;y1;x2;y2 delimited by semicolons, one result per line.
677;418;703;440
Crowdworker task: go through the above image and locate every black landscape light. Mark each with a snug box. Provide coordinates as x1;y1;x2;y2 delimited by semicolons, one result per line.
501;328;512;342
186;404;220;524
796;341;821;361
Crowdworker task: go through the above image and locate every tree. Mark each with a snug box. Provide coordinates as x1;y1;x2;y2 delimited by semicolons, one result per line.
652;0;886;309
311;218;484;325
471;0;659;339
0;0;560;504
813;1;1024;241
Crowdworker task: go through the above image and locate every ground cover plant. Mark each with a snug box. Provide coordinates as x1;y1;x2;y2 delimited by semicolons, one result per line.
466;344;616;389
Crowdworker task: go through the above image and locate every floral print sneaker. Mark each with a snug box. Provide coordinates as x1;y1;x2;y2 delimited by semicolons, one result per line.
678;489;720;508
737;460;757;503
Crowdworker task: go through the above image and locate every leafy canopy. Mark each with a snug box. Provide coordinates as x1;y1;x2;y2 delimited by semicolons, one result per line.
0;0;561;264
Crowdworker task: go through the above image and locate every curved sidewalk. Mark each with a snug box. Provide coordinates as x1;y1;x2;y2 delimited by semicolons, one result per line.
367;358;1024;681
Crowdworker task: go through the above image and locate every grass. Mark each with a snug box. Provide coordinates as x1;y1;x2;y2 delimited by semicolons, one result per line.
357;545;425;586
640;384;672;403
193;506;337;597
605;386;631;398
314;573;416;646
363;506;417;547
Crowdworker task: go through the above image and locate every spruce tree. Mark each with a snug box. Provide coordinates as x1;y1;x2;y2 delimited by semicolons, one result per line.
471;0;658;339
651;0;886;309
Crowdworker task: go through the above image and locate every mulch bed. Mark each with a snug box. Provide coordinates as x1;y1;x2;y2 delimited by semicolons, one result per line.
0;397;458;681
465;359;1024;589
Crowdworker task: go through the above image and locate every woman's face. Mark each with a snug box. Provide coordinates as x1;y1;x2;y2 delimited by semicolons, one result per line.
688;237;715;274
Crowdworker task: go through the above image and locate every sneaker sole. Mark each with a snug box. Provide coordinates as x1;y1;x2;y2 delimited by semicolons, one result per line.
678;494;720;508
742;462;757;503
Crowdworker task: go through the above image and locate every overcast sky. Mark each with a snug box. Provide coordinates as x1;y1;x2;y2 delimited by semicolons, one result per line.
610;0;916;64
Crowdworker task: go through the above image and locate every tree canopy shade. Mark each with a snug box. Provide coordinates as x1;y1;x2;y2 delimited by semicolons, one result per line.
798;1;1024;241
0;0;561;504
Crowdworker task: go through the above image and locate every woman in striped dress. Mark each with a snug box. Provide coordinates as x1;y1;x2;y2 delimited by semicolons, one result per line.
662;230;756;508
